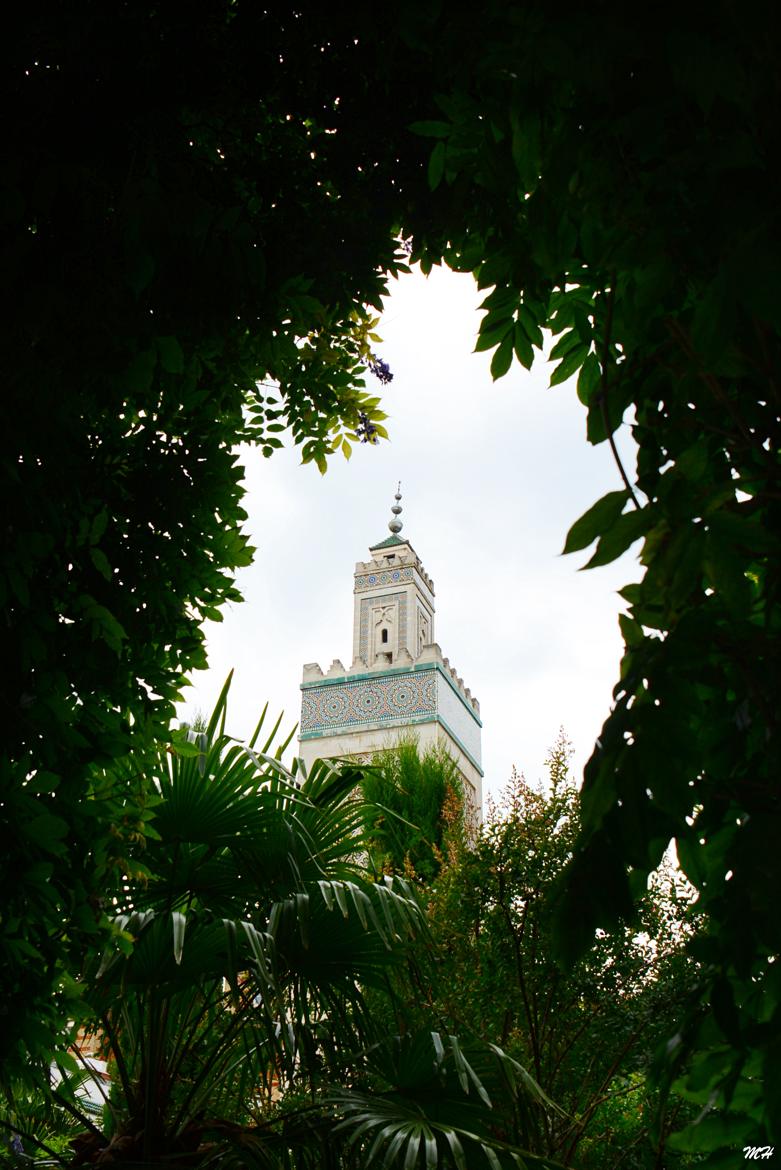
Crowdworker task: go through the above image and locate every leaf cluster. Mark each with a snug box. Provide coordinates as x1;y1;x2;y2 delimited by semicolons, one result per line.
8;687;561;1170
361;738;466;885
396;3;781;1154
405;736;698;1168
1;3;427;1075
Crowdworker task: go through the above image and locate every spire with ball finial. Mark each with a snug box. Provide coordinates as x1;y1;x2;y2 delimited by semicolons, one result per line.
389;482;403;534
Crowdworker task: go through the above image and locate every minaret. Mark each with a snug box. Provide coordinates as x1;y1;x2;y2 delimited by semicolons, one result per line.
299;488;483;812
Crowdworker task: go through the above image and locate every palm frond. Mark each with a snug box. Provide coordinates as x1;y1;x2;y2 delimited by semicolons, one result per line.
329;1031;564;1169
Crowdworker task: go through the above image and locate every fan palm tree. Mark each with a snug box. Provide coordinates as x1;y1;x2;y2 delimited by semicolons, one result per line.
32;678;561;1169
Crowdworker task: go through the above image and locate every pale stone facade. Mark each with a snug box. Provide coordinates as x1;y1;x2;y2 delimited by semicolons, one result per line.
298;493;483;812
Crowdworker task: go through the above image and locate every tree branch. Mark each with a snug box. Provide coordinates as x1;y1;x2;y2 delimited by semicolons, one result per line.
599;280;641;509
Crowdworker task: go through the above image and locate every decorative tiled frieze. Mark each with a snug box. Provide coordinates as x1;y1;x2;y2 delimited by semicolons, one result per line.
301;670;437;734
354;567;414;591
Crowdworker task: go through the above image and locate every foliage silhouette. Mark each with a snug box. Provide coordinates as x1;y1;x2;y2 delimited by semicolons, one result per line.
395;5;780;1154
4;684;561;1169
390;733;699;1167
1;4;420;1075
3;7;778;1159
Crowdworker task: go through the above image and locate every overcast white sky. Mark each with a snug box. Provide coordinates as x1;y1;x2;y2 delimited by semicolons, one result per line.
178;265;640;802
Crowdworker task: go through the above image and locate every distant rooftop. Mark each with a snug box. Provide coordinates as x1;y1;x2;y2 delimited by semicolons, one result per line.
369;533;408;551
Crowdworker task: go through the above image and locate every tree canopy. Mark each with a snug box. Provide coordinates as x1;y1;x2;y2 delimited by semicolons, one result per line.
411;736;699;1168
392;4;780;1153
2;4;424;1073
2;688;558;1170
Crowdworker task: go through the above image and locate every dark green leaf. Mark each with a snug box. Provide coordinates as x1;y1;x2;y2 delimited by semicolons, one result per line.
513;322;534;369
518;305;543;349
549;329;582;362
577;353;601;405
490;336;513;380
475;323;512;353
550;344;589;387
563;490;629;555
158;335;185;374
667;1113;754;1153
583;509;647;569
428;142;446;190
90;548;112;581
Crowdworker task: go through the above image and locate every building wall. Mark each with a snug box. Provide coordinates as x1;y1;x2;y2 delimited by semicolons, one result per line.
298;720;481;810
299;657;483;810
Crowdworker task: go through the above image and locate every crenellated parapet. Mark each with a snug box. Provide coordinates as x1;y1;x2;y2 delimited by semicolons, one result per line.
303;641;480;719
406;643;480;717
354;541;435;597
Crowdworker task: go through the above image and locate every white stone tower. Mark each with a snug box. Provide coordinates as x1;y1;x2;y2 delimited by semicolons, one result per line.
298;488;483;811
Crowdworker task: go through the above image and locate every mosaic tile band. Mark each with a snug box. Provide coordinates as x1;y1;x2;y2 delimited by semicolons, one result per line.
301;670;437;733
354;567;414;591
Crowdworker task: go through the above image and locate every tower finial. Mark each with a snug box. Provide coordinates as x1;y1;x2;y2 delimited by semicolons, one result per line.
389;483;403;534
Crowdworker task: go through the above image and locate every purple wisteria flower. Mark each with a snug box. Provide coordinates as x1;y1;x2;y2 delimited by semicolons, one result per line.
356;411;379;444
367;357;393;385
